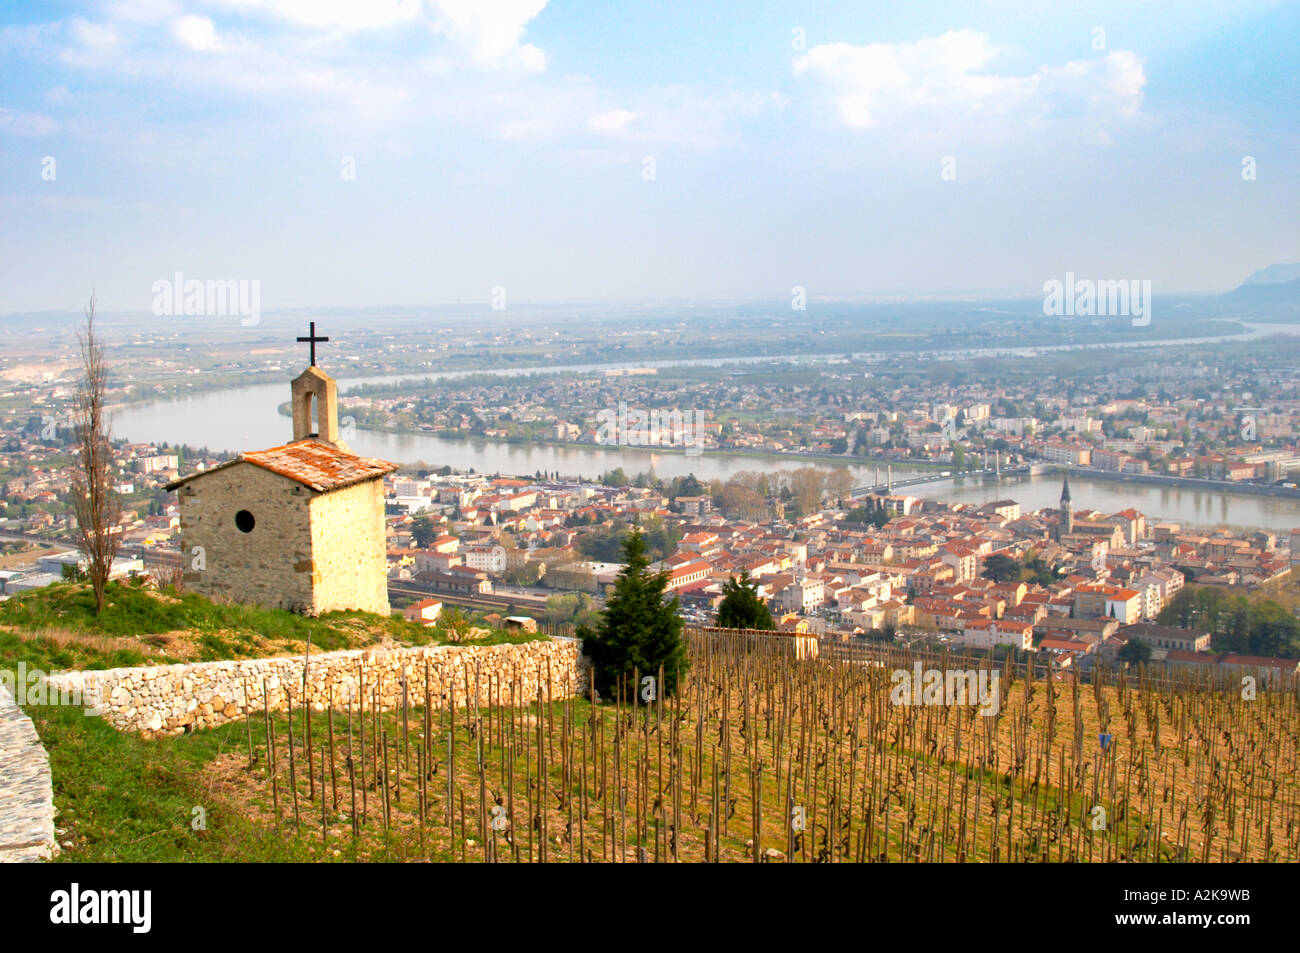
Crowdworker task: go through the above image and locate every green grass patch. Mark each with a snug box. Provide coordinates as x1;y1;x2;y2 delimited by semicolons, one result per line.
28;703;316;862
0;580;385;646
0;628;166;672
0;582;550;684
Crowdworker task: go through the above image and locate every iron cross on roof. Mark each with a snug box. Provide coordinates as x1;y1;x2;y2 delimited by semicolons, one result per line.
296;321;329;366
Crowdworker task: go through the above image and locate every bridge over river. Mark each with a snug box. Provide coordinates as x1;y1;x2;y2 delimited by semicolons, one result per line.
851;465;1034;498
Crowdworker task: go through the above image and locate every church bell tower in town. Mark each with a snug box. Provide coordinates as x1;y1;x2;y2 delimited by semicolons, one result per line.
1058;474;1074;540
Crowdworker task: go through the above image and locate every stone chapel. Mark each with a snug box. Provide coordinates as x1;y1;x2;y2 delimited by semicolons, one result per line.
166;325;397;615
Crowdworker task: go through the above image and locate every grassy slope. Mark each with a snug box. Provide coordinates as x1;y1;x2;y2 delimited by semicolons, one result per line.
29;704;314;862
2;583;546;861
0;580;545;669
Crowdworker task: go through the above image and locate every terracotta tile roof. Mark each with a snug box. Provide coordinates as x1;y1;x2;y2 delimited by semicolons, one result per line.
167;439;397;494
241;441;397;491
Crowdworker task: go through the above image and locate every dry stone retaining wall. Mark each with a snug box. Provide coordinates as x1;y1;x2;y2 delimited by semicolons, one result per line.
45;637;588;737
0;685;57;862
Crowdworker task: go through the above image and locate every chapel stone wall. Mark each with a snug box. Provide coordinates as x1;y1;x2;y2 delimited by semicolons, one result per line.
177;461;316;612
308;479;390;615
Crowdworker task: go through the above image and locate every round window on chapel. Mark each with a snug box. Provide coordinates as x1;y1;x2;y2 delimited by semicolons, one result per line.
235;509;256;533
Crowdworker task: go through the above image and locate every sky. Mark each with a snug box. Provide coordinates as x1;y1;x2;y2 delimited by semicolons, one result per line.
1;0;1297;315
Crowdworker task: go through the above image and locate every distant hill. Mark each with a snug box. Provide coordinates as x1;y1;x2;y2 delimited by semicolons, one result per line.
1237;263;1300;286
1222;263;1300;318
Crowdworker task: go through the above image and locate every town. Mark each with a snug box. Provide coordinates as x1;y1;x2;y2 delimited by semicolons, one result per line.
4;420;1298;686
337;339;1300;485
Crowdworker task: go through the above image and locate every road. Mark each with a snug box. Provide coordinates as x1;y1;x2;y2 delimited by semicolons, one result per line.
0;530;75;550
388;582;605;617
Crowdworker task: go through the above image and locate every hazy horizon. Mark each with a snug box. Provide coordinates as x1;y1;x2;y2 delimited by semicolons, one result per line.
6;286;1288;325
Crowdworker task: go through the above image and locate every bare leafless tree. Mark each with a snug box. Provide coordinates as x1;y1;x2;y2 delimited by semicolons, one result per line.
826;467;855;505
70;292;121;613
789;467;826;516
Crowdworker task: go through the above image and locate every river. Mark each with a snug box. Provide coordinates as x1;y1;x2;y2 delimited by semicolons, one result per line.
112;356;1300;534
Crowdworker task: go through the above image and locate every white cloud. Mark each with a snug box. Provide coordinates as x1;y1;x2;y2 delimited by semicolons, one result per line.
482;84;783;149
171;14;220;51
208;0;426;33
429;0;548;70
794;30;1144;131
4;1;776;152
204;0;548;69
617;89;785;149
5;1;552;130
588;108;635;136
1038;50;1146;119
112;0;184;24
69;16;119;52
56;16;119;66
0;107;59;136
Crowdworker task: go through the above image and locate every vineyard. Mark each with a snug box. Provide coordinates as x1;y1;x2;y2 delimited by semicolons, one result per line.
217;629;1300;863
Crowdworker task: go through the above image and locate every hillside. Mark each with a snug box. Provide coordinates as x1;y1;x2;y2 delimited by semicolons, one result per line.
24;630;1298;863
1222;263;1300;318
0;580;539;672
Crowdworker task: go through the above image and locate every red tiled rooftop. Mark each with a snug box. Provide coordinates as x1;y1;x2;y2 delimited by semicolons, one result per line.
168;439;397;494
241;441;398;492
